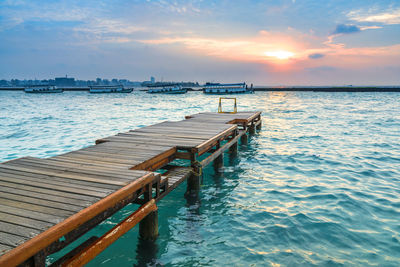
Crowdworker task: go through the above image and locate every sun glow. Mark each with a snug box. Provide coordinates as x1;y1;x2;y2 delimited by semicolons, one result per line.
264;50;294;60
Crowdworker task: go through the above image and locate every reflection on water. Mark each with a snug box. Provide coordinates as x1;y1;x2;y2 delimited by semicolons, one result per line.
1;91;400;266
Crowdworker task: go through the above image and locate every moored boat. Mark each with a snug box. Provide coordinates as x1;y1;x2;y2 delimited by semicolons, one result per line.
147;84;187;94
89;85;133;93
203;82;254;94
24;85;63;93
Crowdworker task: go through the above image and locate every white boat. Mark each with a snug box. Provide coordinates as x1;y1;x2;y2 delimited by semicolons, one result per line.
147;84;187;94
203;83;254;94
24;85;63;93
89;85;133;93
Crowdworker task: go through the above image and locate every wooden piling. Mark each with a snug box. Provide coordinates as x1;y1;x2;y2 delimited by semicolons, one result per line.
256;120;262;130
214;141;224;170
185;154;201;197
249;123;256;135
241;133;248;145
139;210;159;241
214;153;224;170
229;141;238;154
229;131;238;155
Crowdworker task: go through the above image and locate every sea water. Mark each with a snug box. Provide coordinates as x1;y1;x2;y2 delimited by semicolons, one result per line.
0;91;399;266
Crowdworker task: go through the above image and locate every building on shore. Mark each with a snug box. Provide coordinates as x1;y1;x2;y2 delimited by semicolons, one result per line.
55;75;75;86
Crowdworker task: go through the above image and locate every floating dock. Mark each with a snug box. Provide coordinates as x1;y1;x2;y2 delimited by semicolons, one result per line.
0;111;261;266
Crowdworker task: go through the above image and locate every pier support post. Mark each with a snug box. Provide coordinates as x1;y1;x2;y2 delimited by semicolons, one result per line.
256;119;262;130
139;184;159;241
214;153;224;170
249;123;256;135
139;210;159;241
229;131;238;155
214;141;224;171
229;141;238;154
241;134;248;145
185;153;201;198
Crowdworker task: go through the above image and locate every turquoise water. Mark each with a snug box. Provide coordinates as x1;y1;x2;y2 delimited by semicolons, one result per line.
1;91;399;266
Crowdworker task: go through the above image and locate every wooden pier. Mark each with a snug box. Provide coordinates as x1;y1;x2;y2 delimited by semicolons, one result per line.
0;111;261;266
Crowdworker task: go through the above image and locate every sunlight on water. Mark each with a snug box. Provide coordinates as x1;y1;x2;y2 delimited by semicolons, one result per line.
1;91;399;266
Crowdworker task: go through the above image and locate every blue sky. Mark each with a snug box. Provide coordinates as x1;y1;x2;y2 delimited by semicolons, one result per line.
1;0;399;85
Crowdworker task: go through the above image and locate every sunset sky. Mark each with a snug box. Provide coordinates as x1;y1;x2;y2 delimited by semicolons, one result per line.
1;0;399;85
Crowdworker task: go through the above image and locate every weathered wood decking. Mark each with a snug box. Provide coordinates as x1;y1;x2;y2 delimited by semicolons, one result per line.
0;111;261;266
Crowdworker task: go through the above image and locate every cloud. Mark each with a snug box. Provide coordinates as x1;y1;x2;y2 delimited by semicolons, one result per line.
359;25;383;31
333;24;360;35
137;29;313;65
308;53;324;59
348;8;400;25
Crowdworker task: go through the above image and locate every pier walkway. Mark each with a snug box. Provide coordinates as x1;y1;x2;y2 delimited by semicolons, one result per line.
0;111;261;266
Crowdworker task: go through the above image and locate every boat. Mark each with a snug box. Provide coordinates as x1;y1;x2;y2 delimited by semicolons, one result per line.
147;84;187;94
24;85;63;93
203;82;254;94
89;85;133;93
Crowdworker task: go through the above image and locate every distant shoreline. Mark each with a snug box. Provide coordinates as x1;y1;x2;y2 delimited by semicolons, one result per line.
1;86;400;92
253;86;400;92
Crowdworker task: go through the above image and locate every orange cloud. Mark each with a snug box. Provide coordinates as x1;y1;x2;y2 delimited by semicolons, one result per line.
138;30;400;72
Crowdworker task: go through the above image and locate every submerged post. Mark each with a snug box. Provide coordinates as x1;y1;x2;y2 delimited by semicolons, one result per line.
229;132;238;155
214;141;224;170
240;133;248;145
229;141;238;154
185;153;201;198
249;122;256;135
139;210;159;241
256;120;262;130
139;184;159;240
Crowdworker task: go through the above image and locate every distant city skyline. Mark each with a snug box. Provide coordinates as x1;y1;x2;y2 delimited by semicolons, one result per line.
0;75;201;87
1;0;399;85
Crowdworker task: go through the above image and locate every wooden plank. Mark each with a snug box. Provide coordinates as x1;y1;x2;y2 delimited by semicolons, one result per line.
0;204;64;224
122;131;215;140
94;142;172;151
114;133;207;144
0;180;99;202
0;187;91;208
52;155;132;169
133;122;231;130
0;174;111;198
10;157;140;182
31;158;147;179
16;158;131;178
0;165;127;187
0;244;12;256
0;169;118;193
0;232;29;248
0;192;83;212
132;126;227;134
54;152;142;166
84;146;168;155
99;136;200;147
0;211;55;230
0;221;41;238
41;159;142;177
66;150;160;162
